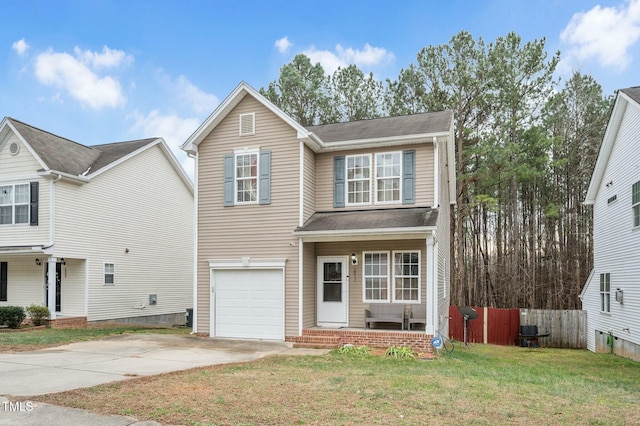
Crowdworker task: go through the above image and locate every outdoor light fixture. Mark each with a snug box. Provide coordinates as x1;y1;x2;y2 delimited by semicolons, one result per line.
60;258;66;265
35;258;41;266
351;253;358;265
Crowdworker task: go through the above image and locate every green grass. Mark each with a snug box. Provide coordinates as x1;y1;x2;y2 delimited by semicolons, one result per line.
0;324;190;351
35;343;640;425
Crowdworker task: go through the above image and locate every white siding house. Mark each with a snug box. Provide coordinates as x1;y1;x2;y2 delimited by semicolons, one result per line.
582;87;640;361
0;117;193;325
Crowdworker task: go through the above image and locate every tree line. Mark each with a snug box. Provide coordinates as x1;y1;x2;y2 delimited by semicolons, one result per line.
261;31;614;310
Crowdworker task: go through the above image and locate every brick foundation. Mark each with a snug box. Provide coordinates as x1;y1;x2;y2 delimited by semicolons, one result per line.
286;328;434;354
48;317;88;329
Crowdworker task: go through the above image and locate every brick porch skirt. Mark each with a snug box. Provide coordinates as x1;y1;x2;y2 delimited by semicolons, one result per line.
48;317;88;328
286;328;434;354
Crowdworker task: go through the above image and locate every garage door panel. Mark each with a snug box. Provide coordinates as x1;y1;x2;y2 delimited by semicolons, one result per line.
213;269;284;340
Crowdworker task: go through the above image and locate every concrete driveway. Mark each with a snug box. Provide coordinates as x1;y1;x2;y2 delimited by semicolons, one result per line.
0;333;326;425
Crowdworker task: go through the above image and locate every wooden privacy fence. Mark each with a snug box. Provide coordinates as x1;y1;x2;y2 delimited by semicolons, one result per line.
448;306;587;349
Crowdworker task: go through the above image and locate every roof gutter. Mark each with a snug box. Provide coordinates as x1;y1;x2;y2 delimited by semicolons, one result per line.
293;226;437;242
38;169;90;184
317;132;450;152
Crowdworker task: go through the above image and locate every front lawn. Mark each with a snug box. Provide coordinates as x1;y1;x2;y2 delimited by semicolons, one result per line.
0;324;190;352
33;344;640;425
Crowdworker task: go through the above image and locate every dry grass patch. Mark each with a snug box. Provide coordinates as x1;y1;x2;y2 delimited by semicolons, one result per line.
29;344;640;425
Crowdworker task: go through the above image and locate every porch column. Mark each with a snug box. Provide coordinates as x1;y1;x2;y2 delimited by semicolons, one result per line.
426;236;436;335
47;257;57;320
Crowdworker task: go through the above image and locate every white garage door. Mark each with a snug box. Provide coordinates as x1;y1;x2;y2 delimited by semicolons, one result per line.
213;269;284;340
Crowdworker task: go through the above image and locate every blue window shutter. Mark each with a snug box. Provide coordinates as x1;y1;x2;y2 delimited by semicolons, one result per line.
402;150;415;204
334;156;345;208
259;150;271;205
223;154;235;206
30;181;39;226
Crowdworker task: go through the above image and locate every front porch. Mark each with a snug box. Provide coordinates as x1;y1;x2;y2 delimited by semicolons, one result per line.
287;328;435;354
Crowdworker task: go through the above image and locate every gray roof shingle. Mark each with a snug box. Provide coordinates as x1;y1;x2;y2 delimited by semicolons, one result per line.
305;111;452;143
621;86;640;104
7;118;156;176
295;207;438;233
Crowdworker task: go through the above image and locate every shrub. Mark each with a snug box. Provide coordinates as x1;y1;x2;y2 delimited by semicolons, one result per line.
0;306;27;329
26;304;50;326
385;345;417;359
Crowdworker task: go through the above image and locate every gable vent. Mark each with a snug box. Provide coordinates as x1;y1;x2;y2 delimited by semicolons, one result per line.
239;113;255;136
8;142;20;156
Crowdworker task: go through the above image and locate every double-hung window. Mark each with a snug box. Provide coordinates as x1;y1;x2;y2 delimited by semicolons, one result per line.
0;183;29;225
633;181;640;227
235;152;258;204
363;251;421;303
346;154;371;205
600;273;610;313
376;152;401;203
104;263;115;285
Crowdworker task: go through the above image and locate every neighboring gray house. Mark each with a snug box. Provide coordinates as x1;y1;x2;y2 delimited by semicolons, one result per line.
181;82;455;350
582;87;640;361
0;117;193;326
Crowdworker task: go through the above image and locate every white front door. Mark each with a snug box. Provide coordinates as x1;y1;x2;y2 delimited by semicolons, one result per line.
317;256;349;327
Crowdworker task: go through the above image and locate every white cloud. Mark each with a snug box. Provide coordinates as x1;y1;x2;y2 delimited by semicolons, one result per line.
275;37;292;53
560;0;640;69
129;110;200;178
172;75;219;114
302;43;395;74
74;45;133;68
12;39;29;56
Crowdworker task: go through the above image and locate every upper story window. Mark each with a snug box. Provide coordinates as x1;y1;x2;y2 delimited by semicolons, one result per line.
223;150;271;207
376;152;401;203
632;181;640;227
104;263;115;285
600;273;610;313
334;150;415;208
0;183;29;225
236;152;258;204
346;154;371;205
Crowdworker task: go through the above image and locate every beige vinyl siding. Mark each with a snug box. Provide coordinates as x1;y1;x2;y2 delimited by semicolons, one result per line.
315;239;426;328
314;143;434;211
0;133;51;246
302;242;316;328
0;257;45;307
303;144;316;223
196;96;301;337
58;258;86;316
435;137;451;332
54;144;193;321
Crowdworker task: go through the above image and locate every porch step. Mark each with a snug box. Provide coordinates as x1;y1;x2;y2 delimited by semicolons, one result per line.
291;334;342;349
292;341;340;350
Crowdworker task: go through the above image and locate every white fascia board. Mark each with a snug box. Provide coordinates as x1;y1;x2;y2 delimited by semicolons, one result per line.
446;119;457;205
181;81;314;154
317;132;449;152
38;169;89;184
579;268;595;300
293;227;436;242
1;119;49;171
584;93;629;205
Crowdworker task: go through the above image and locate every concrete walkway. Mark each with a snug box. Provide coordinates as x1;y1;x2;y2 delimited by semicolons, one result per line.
0;333;329;425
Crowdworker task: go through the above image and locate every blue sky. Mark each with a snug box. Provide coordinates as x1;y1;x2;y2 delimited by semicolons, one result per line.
2;0;639;177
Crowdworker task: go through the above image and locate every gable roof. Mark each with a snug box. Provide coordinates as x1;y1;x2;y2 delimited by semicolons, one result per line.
0;117;192;191
181;81;454;154
584;86;640;204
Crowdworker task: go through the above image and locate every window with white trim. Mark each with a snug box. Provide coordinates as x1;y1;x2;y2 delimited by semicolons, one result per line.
363;251;421;303
104;263;115;285
235;152;258;203
633;181;640;227
376;152;402;203
0;183;29;225
600;273;610;313
393;251;420;301
346;154;371;205
363;252;389;302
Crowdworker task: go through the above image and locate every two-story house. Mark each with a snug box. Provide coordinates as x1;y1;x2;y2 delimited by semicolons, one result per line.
582;86;640;361
0;117;193;326
182;82;455;350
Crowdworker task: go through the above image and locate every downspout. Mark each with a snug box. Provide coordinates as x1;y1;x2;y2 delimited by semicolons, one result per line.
298;141;304;336
188;151;198;334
